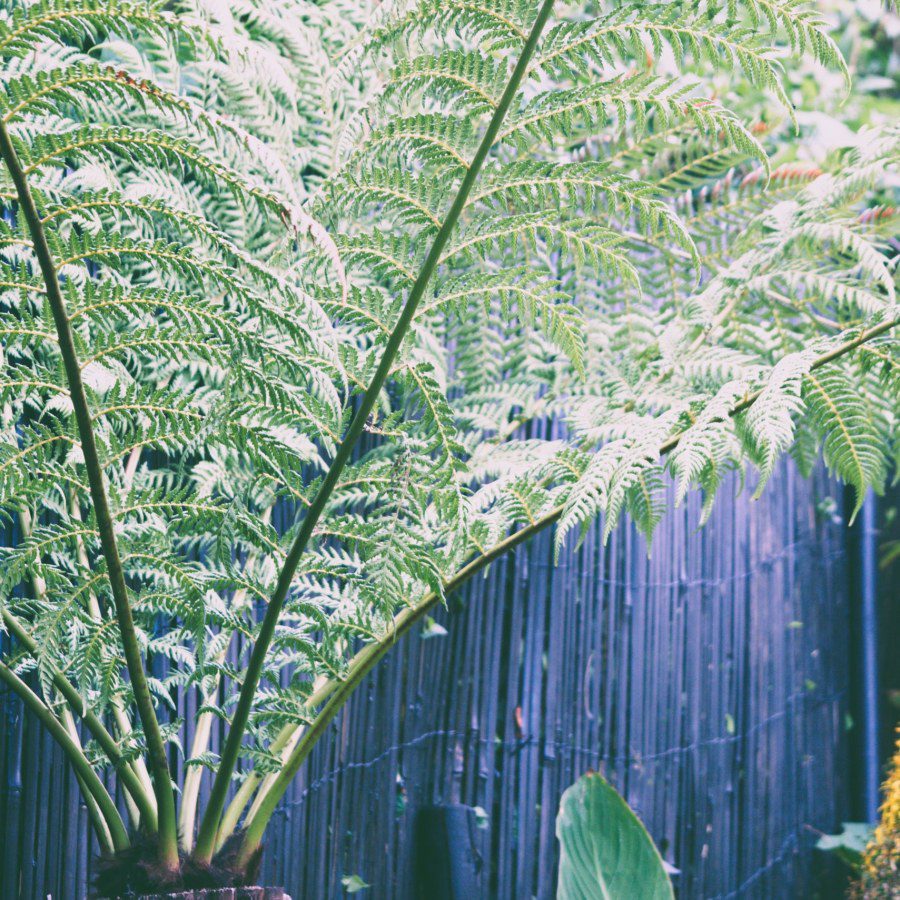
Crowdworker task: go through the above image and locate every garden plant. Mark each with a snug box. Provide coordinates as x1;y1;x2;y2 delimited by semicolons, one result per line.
0;0;897;892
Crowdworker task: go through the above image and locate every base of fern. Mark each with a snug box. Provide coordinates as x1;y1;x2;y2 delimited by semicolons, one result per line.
97;888;290;899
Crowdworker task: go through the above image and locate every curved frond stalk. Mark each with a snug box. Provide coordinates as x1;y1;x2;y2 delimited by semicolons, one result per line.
66;494;157;822
236;317;898;863
0;118;178;871
0;660;129;851
234;509;555;868
191;0;559;863
214;658;342;853
1;608;158;829
178;507;274;852
72;770;115;855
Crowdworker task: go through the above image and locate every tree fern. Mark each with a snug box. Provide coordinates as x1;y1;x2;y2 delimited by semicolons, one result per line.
0;0;896;889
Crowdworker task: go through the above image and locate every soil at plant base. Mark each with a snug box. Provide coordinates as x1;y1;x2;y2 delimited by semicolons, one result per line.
93;833;267;897
96;888;290;899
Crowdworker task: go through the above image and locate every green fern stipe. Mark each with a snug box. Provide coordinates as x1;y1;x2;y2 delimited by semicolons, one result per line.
193;0;560;865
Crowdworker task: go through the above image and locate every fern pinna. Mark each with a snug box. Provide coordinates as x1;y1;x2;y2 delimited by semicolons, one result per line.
0;0;896;889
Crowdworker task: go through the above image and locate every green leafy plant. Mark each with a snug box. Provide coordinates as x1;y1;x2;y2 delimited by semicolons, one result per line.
556;771;674;900
816;822;876;871
0;0;896;891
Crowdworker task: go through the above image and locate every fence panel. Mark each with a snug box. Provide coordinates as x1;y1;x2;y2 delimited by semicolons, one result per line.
1;461;853;898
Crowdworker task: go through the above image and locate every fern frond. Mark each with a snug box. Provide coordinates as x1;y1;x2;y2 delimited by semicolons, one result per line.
802;364;888;518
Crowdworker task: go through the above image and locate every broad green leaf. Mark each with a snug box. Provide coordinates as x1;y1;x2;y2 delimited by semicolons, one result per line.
556;772;674;900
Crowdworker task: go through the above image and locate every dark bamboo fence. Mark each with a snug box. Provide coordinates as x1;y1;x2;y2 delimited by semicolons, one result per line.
1;459;860;898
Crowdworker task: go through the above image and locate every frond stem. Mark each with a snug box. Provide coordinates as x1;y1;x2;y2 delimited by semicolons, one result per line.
0;118;177;868
55;691;114;852
235;315;898;864
0;660;130;851
191;0;559;864
178;508;273;851
1;609;158;829
67;494;157;822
